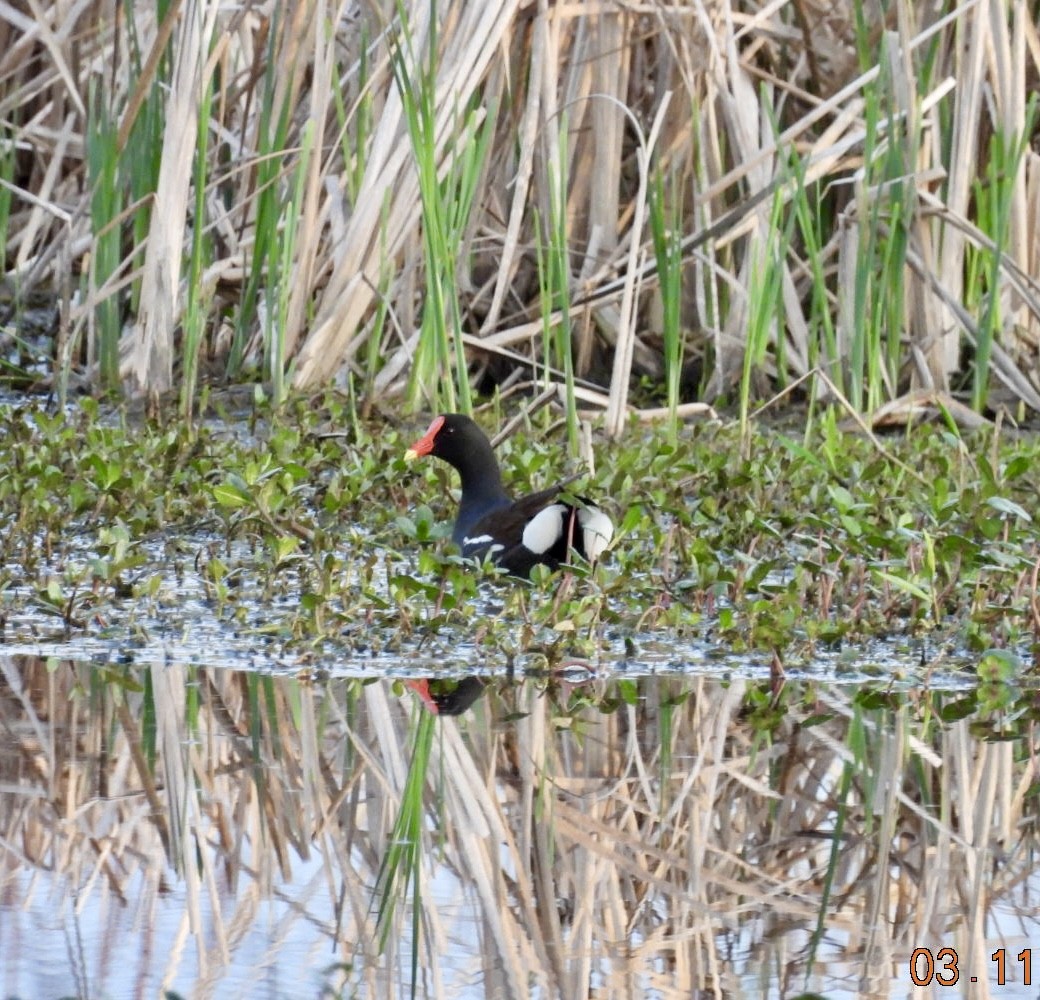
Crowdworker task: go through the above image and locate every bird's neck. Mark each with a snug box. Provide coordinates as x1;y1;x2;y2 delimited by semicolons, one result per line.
452;437;508;500
453;455;511;540
459;461;505;497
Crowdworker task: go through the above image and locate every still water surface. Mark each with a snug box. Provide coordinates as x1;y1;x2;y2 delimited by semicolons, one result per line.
0;646;1036;999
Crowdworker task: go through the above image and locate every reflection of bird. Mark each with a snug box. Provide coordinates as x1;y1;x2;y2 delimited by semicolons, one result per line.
405;414;613;577
405;677;487;716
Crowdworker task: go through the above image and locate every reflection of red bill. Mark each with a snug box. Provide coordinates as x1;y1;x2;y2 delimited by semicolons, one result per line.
404;679;440;714
404;678;487;716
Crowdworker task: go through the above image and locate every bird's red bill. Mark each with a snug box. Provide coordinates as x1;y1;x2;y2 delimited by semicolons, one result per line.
405;679;441;714
404;415;445;460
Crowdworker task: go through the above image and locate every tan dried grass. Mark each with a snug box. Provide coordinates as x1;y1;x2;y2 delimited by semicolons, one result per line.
2;0;1039;416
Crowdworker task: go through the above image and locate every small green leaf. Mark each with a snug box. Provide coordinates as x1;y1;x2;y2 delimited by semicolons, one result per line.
986;496;1031;522
872;570;930;601
976;648;1018;683
213;480;251;508
828;483;855;512
939;696;978;723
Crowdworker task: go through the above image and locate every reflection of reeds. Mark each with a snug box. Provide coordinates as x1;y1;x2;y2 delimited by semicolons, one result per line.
0;655;1035;997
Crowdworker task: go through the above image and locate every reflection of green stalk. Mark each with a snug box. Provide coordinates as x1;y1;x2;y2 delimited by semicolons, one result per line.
807;742;854;976
141;669;158;770
374;709;434;987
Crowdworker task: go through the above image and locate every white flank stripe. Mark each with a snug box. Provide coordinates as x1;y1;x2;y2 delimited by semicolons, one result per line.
521;503;567;554
462;533;494;547
578;506;614;561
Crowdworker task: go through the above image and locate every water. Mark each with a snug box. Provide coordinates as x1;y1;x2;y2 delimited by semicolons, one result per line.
0;444;1031;998
0;648;1036;999
1;524;985;687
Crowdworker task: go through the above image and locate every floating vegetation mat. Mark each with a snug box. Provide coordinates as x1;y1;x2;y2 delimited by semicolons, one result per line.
2;395;1040;692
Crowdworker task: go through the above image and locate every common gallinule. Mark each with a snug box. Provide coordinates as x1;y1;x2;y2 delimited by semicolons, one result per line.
405;677;487;716
404;413;613;576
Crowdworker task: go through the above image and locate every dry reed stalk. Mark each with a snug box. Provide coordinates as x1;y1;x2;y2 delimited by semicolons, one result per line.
281;7;330;363
935;0;987;374
293;0;523;388
604;98;670;437
123;0;220;394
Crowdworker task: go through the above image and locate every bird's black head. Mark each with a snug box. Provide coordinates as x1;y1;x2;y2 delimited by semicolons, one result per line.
404;413;493;470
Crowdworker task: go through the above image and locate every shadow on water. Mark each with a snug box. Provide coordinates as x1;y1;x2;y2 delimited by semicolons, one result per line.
0;654;1038;999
